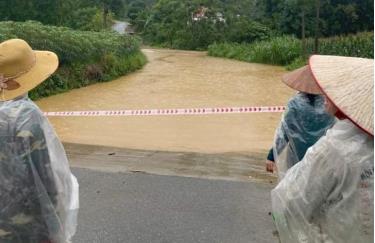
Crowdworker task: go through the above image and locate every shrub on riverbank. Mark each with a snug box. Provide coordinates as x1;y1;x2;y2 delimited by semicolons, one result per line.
208;36;301;65
208;32;374;69
0;21;147;99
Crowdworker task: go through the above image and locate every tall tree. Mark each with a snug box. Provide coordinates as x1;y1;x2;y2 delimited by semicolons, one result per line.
314;0;320;53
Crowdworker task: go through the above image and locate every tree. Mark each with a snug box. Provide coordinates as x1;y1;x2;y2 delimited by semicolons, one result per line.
314;0;320;53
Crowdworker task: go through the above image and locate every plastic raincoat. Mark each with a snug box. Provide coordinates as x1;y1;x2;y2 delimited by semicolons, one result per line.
271;92;335;178
0;96;79;243
271;119;374;243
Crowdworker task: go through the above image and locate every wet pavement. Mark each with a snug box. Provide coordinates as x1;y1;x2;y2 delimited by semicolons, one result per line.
72;168;277;243
65;143;277;184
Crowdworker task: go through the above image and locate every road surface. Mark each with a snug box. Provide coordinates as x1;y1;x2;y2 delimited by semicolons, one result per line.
72;168;278;243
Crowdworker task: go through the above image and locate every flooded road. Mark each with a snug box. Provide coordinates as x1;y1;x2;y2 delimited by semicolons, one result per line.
112;20;129;34
37;49;293;154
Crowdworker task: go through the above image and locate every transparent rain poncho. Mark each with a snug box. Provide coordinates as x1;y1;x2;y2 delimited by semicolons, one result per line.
272;92;335;178
272;119;374;243
0;96;79;243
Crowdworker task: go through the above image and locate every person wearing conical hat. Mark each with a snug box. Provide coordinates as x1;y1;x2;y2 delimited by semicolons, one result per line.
0;39;79;243
266;65;335;178
271;55;374;243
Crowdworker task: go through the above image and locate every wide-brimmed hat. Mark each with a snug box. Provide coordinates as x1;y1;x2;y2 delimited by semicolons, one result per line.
0;39;58;101
282;65;322;94
309;55;374;136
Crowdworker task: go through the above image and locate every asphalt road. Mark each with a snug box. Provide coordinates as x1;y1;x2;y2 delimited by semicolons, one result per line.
71;168;277;243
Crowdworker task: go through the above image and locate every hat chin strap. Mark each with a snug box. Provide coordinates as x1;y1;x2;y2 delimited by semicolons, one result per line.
0;74;22;100
0;52;36;100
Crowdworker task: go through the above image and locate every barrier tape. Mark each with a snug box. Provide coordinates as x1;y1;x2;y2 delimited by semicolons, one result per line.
43;106;286;117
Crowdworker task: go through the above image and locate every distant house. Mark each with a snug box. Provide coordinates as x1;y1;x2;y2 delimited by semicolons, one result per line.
112;21;135;35
192;6;209;21
191;6;226;23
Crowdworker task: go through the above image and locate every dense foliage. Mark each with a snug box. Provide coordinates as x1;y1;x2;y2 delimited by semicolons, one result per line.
256;0;374;37
1;0;373;70
0;0;127;31
0;21;146;99
134;0;271;50
129;0;373;50
1;0;373;50
208;32;374;68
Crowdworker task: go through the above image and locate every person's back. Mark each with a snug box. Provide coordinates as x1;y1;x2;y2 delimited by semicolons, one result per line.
271;55;374;243
280;92;334;163
269;92;334;176
266;66;335;174
272;119;373;242
1;96;59;242
0;96;78;243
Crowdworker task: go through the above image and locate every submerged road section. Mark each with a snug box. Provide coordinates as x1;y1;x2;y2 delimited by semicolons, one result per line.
37;49;293;155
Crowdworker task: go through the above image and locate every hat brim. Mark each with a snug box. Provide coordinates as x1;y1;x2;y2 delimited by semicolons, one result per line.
309;55;374;136
0;50;58;101
282;65;322;94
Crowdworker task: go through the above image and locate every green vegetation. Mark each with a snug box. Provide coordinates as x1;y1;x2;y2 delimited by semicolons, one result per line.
1;0;373;91
208;32;374;69
2;0;373;53
208;36;302;65
307;32;374;58
133;0;272;50
0;0;128;31
128;0;373;51
257;0;373;37
0;21;146;99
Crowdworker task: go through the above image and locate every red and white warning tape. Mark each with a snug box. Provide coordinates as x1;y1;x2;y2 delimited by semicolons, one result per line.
43;106;286;117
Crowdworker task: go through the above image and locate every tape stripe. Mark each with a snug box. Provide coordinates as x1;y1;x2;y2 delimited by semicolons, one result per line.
43;106;286;117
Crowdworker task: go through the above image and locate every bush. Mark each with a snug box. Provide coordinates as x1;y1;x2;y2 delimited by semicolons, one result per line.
0;21;147;99
307;32;374;58
285;56;307;70
227;18;271;44
208;32;374;68
246;36;301;65
65;7;115;32
208;36;301;65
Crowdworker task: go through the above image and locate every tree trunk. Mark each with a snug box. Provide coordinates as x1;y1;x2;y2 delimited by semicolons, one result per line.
314;0;320;54
103;4;109;29
301;9;306;58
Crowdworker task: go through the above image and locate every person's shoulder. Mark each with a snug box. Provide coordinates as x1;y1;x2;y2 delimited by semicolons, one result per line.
3;98;45;128
15;98;43;117
321;119;372;159
328;120;366;139
286;93;307;112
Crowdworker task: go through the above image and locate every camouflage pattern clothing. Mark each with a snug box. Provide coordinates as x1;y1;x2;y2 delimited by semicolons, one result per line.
0;96;78;243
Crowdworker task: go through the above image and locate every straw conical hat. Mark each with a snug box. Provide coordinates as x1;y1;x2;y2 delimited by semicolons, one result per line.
0;39;58;101
309;55;374;135
282;65;322;94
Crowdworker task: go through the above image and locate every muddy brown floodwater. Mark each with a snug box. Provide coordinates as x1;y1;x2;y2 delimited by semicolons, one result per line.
37;49;293;154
